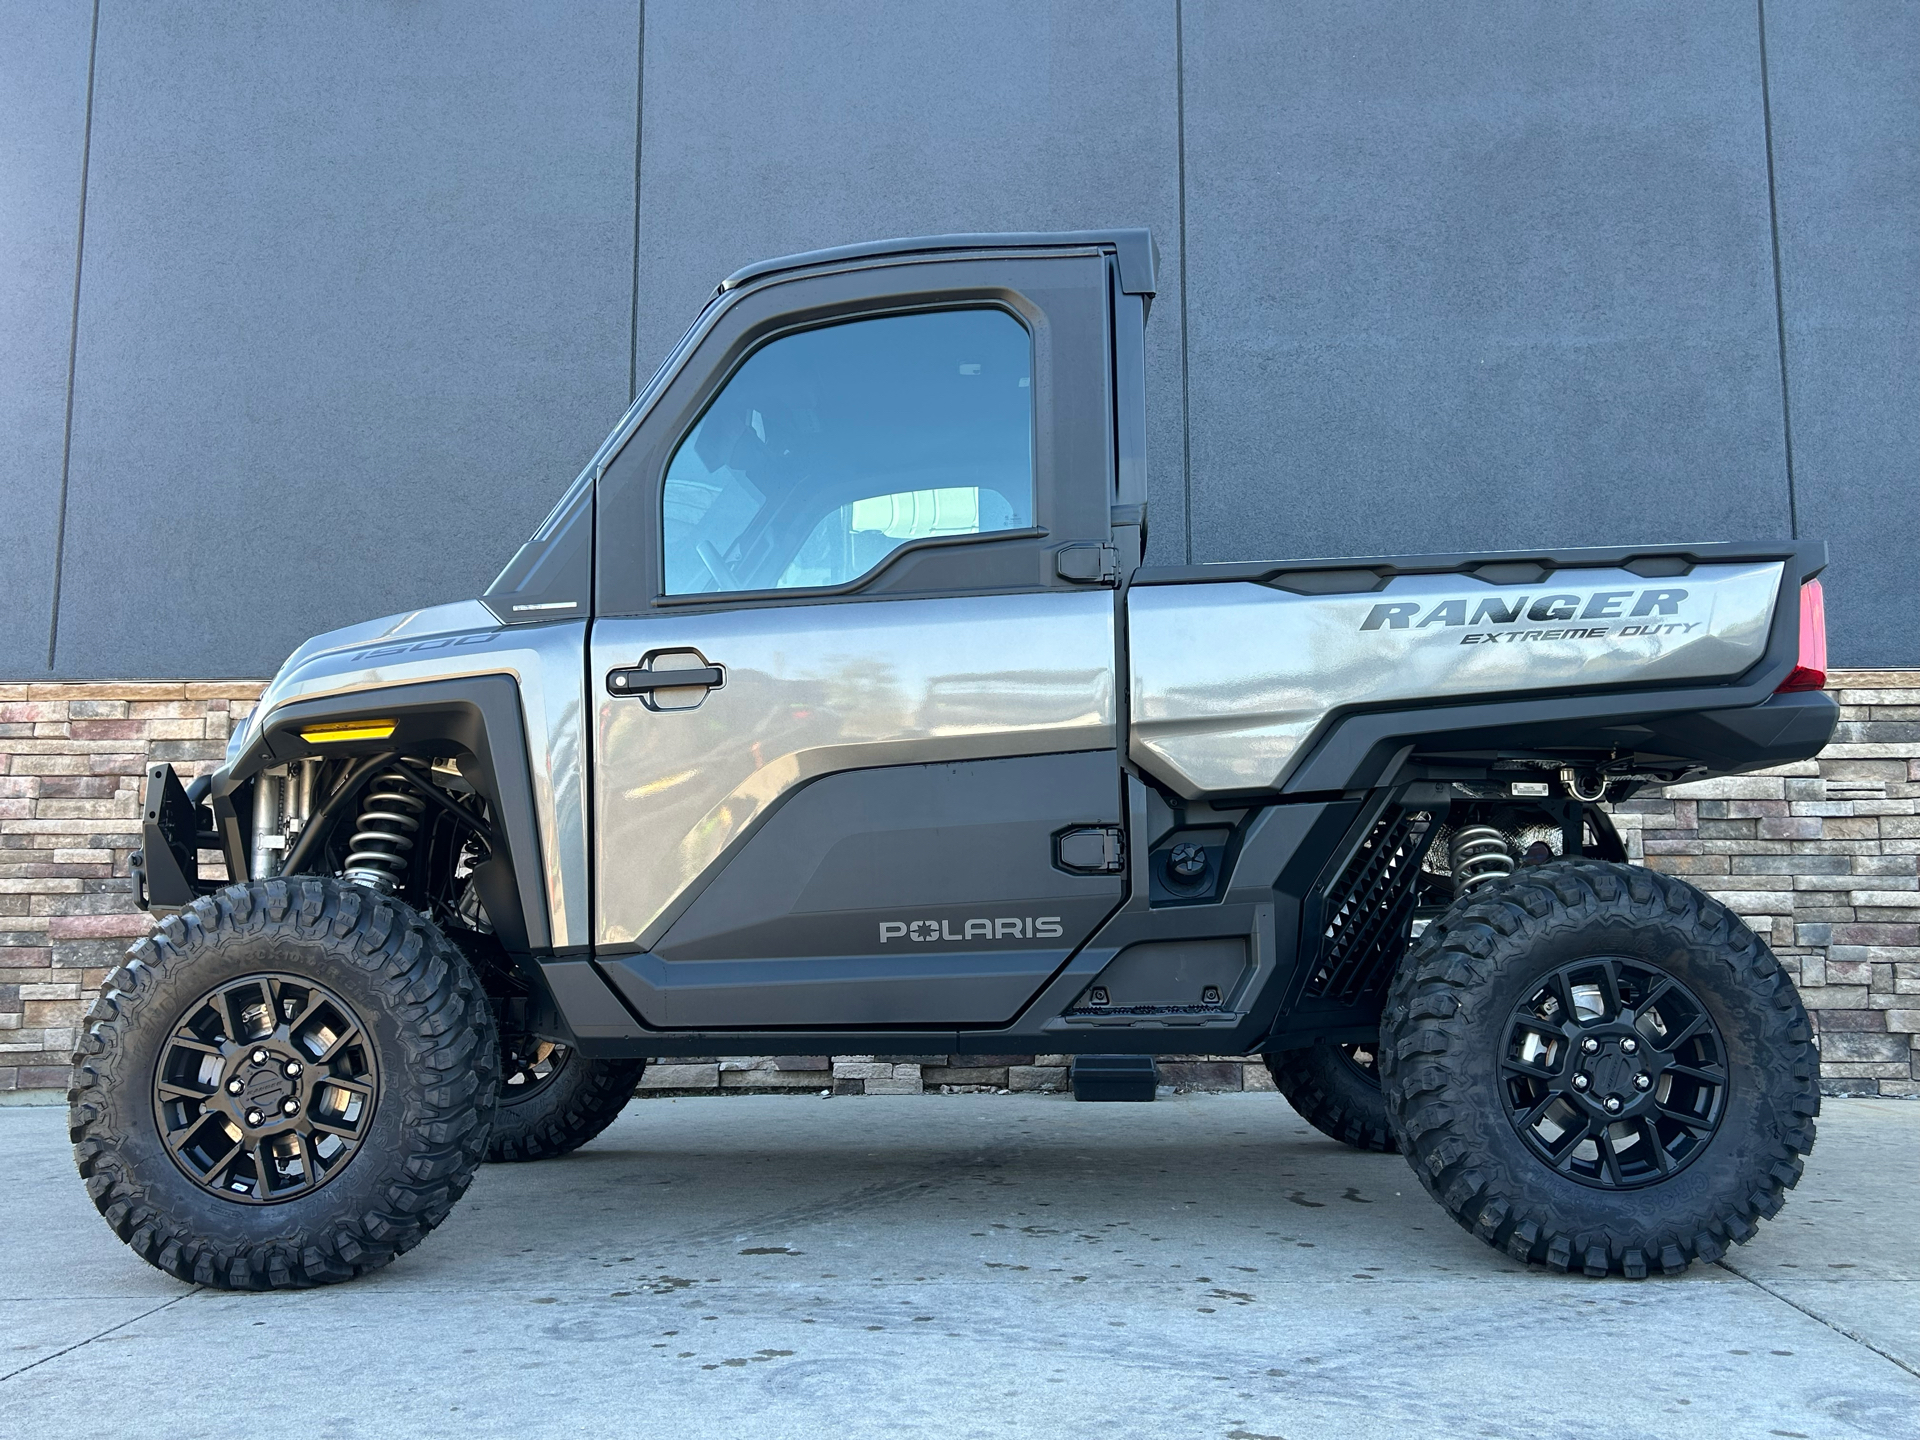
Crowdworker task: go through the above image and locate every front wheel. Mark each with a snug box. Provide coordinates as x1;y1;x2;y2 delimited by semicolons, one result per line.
1379;860;1818;1278
69;878;499;1290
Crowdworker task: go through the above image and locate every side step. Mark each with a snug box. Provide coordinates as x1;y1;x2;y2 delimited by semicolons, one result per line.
1070;1054;1158;1102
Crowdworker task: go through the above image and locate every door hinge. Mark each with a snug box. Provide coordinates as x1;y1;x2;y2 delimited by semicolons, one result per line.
1055;543;1119;586
1055;825;1125;874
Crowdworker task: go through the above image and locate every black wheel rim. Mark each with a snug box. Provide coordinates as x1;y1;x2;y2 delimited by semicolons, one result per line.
1501;957;1726;1190
500;1037;570;1103
153;973;379;1205
1337;1042;1383;1088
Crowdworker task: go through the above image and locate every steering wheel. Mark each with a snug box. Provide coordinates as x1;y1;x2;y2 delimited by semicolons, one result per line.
696;539;742;592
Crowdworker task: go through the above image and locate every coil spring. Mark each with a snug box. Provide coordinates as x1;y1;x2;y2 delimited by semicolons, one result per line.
342;770;427;892
1449;822;1515;894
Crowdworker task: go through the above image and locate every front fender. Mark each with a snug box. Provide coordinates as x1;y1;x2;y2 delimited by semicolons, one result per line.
223;615;589;951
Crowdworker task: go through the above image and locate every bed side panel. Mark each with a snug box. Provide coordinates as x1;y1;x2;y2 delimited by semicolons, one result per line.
1127;561;1783;796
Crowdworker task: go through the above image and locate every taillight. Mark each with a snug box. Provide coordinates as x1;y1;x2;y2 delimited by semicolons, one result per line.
1777;578;1827;692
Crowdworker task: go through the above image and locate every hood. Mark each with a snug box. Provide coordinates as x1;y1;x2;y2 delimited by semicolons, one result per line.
222;599;504;771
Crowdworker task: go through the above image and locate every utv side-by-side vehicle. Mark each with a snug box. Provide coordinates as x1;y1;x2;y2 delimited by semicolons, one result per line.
80;229;1835;1289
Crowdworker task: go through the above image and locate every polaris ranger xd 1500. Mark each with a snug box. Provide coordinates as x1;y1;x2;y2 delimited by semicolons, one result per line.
83;229;1836;1289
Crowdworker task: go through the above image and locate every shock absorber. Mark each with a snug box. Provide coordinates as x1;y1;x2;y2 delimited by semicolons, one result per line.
1450;822;1516;894
342;770;427;892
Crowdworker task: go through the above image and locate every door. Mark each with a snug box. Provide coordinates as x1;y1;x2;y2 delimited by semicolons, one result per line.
589;250;1128;1028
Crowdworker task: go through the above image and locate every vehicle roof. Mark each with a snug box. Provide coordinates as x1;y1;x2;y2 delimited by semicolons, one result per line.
718;228;1157;298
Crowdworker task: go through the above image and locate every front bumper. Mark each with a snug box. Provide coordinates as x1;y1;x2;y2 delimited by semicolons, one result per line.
131;763;222;914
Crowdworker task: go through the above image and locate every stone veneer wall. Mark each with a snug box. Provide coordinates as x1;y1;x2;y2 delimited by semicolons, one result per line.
4;673;1916;1100
2;683;259;1098
1613;670;1920;1098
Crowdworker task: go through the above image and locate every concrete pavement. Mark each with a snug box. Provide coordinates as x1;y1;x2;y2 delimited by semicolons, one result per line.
2;1092;1915;1440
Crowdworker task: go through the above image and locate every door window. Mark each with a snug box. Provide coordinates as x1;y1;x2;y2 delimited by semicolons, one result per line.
660;308;1033;596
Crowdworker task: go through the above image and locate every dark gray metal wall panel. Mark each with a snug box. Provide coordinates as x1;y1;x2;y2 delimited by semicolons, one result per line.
48;2;640;679
633;0;1188;563
1179;3;1793;576
17;1;1909;679
1764;2;1919;667
0;2;92;675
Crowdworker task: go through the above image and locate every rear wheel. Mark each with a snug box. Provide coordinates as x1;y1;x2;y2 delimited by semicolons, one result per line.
69;878;498;1289
1265;1040;1398;1152
486;1036;644;1163
1380;860;1819;1278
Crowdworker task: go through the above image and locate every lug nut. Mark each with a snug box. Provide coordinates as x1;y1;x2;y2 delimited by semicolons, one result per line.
245;1108;264;1126
250;1048;269;1065
280;1097;300;1116
1581;1037;1600;1054
1604;1096;1623;1114
1634;1074;1652;1091
1620;1037;1638;1055
226;1078;244;1095
283;1060;302;1079
1571;1074;1590;1091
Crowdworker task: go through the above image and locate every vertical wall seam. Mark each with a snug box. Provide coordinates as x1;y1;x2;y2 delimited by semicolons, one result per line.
628;1;647;403
1756;0;1798;539
1175;0;1193;564
46;0;102;671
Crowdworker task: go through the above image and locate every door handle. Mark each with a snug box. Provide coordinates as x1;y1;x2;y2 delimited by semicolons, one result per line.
607;664;724;696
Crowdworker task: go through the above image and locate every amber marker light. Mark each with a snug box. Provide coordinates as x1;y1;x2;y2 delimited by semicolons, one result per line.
297;720;397;744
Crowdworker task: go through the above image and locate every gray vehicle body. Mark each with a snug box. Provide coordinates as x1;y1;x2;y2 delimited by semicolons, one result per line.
135;229;1836;1063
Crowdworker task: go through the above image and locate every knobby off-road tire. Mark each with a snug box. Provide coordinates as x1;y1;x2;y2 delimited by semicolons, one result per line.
69;878;499;1290
486;1043;645;1162
1379;859;1818;1279
1265;1040;1398;1153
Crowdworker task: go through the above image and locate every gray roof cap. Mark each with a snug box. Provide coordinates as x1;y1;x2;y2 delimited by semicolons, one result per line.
719;228;1157;297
